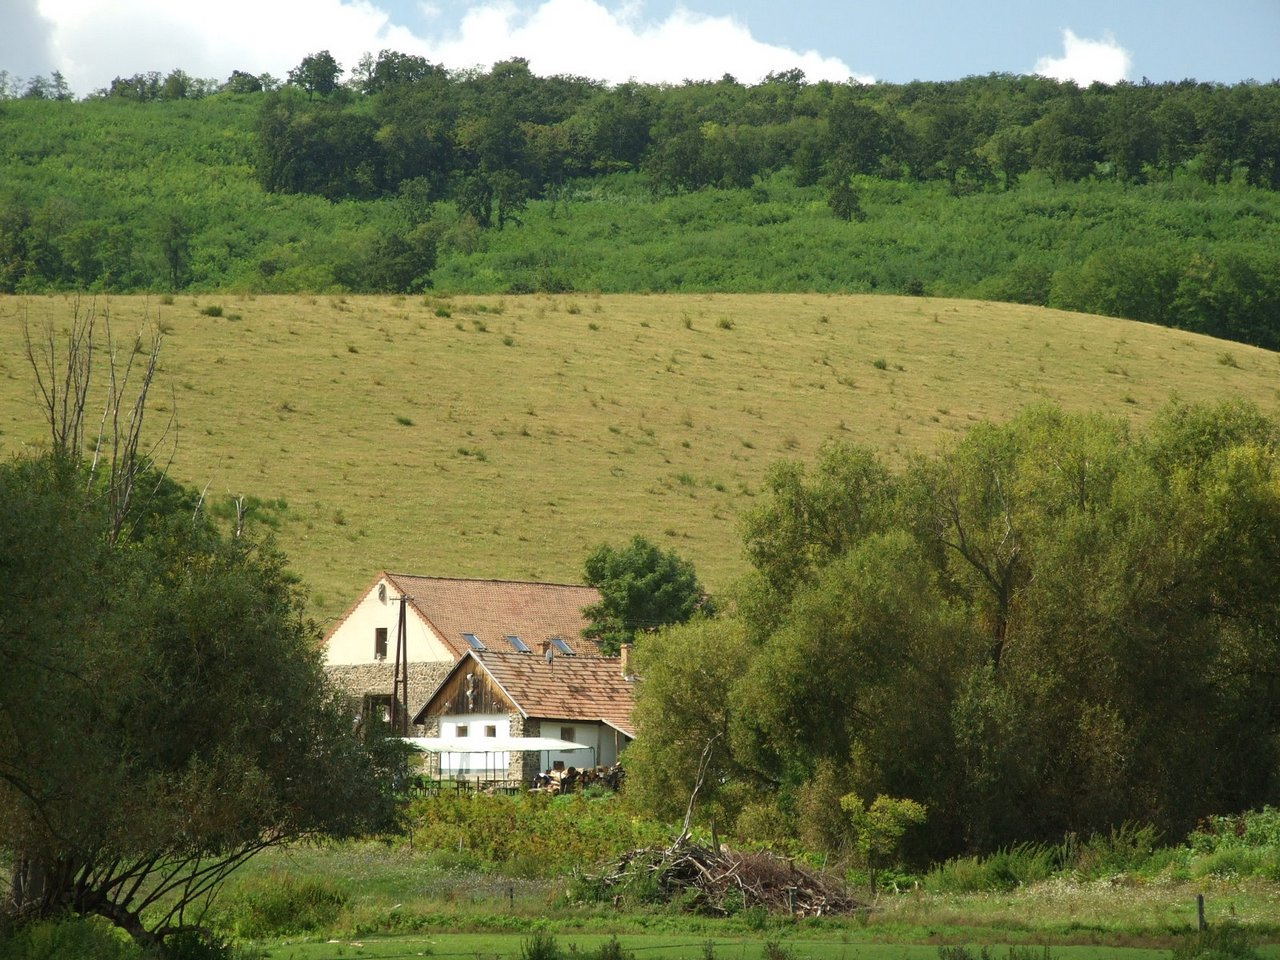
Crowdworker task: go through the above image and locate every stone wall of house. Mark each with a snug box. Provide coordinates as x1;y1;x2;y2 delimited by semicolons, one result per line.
509;715;540;783
325;661;452;733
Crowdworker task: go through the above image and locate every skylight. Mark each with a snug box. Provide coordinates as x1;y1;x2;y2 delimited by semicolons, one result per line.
506;635;531;653
463;632;486;651
550;636;575;656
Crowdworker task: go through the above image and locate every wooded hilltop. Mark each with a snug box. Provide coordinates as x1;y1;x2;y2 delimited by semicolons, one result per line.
2;55;1279;348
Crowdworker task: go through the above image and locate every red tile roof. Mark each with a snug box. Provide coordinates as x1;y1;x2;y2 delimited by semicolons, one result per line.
384;574;604;660
416;649;637;738
323;574;604;660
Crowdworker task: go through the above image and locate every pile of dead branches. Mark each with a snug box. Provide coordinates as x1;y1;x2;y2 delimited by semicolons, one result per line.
580;839;861;917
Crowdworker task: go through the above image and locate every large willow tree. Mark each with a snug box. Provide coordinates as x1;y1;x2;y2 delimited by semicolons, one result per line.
0;307;404;947
629;401;1280;859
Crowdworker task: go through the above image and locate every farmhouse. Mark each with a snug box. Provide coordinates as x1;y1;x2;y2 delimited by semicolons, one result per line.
410;643;637;785
323;572;604;730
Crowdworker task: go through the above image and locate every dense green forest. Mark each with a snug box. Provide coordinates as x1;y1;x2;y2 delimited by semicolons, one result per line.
2;56;1279;347
628;400;1280;862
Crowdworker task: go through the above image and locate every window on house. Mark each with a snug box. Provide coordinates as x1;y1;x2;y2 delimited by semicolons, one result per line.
485;725;497;737
550;636;575;656
456;725;469;738
463;632;486;651
506;634;531;653
560;726;575;743
374;627;388;660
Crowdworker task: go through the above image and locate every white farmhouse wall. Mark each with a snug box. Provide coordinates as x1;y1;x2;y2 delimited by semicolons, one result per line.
547;722;624;769
438;712;511;775
325;576;455;666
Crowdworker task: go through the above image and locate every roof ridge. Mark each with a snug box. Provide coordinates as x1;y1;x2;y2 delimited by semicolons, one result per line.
385;572;596;589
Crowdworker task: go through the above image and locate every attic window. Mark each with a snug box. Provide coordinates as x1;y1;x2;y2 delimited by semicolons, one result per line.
485;724;497;737
374;627;388;660
506;634;531;653
455;725;469;738
550;636;575;656
463;632;486;651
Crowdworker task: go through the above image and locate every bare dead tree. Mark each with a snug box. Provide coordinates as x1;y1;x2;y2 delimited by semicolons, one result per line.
670;732;722;851
22;296;95;459
97;319;173;544
23;299;176;544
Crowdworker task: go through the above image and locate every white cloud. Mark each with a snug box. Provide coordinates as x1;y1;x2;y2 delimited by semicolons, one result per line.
35;0;431;93
423;0;863;84
32;0;860;96
1034;28;1132;85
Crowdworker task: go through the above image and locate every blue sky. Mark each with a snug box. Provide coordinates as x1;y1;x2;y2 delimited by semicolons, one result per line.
3;0;1276;97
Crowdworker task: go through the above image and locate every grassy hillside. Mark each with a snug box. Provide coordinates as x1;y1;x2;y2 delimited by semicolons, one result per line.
2;292;1277;625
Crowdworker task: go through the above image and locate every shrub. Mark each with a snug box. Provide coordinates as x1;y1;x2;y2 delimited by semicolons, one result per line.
154;932;239;960
404;793;668;876
1194;845;1266;880
0;917;139;960
221;877;348;939
591;936;634;960
1171;924;1259;960
1067;823;1158;879
1191;807;1280;853
200;305;223;317
521;932;561;960
926;842;1060;893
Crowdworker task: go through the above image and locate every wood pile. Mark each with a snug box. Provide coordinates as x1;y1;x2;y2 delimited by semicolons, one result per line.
582;840;861;917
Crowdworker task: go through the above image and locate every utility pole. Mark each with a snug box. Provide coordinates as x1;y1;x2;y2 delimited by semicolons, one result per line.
390;595;411;735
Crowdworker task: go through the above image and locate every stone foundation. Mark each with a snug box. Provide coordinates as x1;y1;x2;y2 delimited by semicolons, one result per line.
325;661;453;734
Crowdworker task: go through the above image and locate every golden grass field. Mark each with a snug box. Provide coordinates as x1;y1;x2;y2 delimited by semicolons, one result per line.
3;292;1278;626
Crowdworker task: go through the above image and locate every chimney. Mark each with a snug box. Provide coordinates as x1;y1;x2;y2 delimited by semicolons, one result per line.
620;642;634;679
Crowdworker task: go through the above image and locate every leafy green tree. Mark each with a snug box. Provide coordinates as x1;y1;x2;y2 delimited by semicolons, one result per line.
633;402;1280;859
335;221;437;292
840;794;928;896
822;90;890;176
0;319;404;948
1170;247;1280;350
1049;244;1183;327
624;617;753;824
740;440;891;607
824;163;865;221
581;536;708;654
222;69;264;94
979;125;1029;189
154;208;193;289
367;50;441;93
288;50;341;99
1030;91;1098;182
582;82;655;172
1099;81;1157;182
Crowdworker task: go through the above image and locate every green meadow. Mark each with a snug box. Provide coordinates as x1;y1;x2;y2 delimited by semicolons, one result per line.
2;292;1278;622
205;838;1280;960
